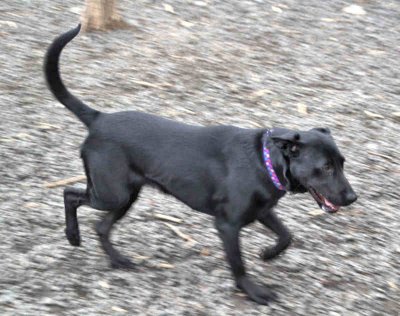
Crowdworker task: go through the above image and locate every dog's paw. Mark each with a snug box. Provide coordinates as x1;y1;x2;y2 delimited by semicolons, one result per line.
65;229;81;246
110;256;136;270
237;277;278;305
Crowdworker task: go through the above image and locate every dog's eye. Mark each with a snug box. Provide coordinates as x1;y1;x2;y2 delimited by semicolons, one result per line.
323;163;334;175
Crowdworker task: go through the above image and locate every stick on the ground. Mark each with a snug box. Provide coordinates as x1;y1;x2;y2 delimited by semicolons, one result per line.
164;223;196;246
154;213;183;224
44;175;87;188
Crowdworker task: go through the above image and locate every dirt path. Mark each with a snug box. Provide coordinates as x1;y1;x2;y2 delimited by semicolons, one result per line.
0;0;399;315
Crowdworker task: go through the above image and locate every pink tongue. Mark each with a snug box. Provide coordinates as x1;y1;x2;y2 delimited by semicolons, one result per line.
323;197;338;210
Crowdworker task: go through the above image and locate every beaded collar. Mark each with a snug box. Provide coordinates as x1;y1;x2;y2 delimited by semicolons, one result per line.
262;130;286;191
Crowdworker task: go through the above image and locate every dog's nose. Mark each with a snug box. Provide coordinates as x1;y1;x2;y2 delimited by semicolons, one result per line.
345;191;357;205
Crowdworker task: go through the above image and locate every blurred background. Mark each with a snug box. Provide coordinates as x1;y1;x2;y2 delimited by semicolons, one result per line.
0;0;399;315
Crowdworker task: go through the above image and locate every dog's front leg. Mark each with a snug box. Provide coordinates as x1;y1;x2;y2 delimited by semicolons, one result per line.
215;216;277;305
258;209;292;261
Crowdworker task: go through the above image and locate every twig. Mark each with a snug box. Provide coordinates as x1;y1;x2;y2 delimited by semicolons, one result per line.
368;151;396;163
132;80;172;90
164;223;196;246
44;175;86;188
156;262;175;269
154;213;183;224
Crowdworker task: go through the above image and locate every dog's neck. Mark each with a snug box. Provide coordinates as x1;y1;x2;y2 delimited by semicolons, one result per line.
262;130;288;191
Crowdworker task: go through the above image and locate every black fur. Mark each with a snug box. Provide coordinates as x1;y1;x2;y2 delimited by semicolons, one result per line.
44;25;357;305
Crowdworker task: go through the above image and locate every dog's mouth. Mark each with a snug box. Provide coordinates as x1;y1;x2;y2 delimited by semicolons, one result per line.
309;188;340;213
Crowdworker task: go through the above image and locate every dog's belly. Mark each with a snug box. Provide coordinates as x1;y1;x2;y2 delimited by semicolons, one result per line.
143;169;220;216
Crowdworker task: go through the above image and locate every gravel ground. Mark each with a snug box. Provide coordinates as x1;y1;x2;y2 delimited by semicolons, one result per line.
0;0;399;315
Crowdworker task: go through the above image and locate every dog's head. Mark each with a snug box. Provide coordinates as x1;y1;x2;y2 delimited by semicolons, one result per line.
269;128;357;213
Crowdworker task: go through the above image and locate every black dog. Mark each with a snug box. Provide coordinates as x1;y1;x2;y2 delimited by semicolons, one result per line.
44;25;357;305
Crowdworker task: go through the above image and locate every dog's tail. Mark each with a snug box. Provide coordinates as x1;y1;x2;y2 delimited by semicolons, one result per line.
44;24;99;128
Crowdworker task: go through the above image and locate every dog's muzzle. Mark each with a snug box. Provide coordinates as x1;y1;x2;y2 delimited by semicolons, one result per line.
308;188;340;213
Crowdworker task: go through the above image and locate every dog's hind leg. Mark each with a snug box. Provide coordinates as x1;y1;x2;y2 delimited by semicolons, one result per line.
64;187;89;246
258;210;292;261
78;146;144;269
95;187;141;269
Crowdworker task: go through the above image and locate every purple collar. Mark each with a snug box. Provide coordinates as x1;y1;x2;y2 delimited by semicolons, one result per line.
262;130;286;191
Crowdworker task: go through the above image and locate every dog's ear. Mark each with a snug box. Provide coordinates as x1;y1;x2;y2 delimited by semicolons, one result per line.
270;129;301;142
269;129;301;157
265;129;301;190
311;127;331;134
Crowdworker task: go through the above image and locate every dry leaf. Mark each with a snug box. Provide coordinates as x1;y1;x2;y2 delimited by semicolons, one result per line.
0;21;18;28
364;110;384;119
235;292;247;297
309;209;325;216
392;112;400;121
36;122;60;130
320;18;336;23
0;137;14;143
297;103;308;115
23;202;42;209
387;281;398;290
112;306;127;313
163;3;175;13
194;1;208;6
200;248;210;256
252;88;272;98
98;280;110;289
342;5;366;15
366;49;386;56
157;262;175;269
133;255;151;261
271;6;283;13
69;6;83;15
15;133;33;140
179;20;194;28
